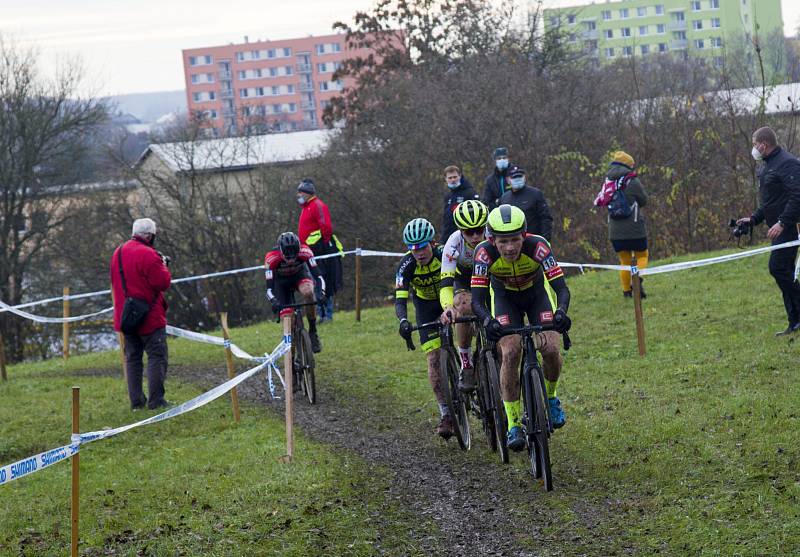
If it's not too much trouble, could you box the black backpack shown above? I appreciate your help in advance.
[606,172,637,220]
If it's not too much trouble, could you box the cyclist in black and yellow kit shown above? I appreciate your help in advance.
[395,218,454,439]
[471,205,572,451]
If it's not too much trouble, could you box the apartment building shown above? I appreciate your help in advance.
[543,0,783,67]
[183,33,371,136]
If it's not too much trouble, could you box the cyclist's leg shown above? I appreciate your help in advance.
[295,269,321,352]
[417,298,451,435]
[493,289,523,428]
[529,285,566,427]
[453,287,477,390]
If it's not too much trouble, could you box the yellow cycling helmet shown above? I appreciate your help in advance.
[453,200,488,230]
[487,204,527,237]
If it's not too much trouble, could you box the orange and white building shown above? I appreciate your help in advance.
[182,33,370,136]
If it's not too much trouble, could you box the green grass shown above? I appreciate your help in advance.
[3,244,800,555]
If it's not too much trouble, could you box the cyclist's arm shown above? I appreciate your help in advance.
[532,237,571,313]
[469,244,492,324]
[439,233,460,309]
[394,255,414,321]
[264,252,280,301]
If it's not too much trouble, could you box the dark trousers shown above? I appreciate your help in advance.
[124,327,168,409]
[769,229,800,326]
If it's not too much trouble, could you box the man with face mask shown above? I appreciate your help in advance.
[296,179,341,322]
[736,126,800,335]
[483,146,513,208]
[110,218,172,410]
[498,166,554,240]
[440,165,479,243]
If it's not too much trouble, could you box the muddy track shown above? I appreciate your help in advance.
[175,363,627,557]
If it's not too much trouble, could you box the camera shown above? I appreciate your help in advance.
[729,218,753,246]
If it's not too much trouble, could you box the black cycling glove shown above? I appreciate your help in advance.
[398,318,413,341]
[485,318,504,342]
[553,308,571,333]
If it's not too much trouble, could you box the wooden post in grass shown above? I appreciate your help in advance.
[0,324,7,381]
[631,264,646,357]
[71,387,80,557]
[282,313,293,461]
[219,312,241,423]
[110,289,127,381]
[355,238,362,322]
[63,287,70,360]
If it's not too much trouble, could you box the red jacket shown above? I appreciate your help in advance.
[297,196,333,245]
[110,237,172,335]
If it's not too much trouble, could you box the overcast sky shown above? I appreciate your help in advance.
[2,0,798,96]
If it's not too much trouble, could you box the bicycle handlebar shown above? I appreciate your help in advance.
[500,324,571,351]
[281,300,322,310]
[402,315,477,351]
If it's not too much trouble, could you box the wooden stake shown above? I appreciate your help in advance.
[63,287,70,360]
[282,314,293,461]
[355,238,362,323]
[71,387,80,557]
[219,312,241,423]
[0,324,7,381]
[632,265,646,357]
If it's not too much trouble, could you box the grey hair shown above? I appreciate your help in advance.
[132,218,157,237]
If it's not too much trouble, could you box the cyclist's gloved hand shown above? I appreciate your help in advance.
[553,308,571,333]
[317,276,327,298]
[267,295,281,315]
[398,318,413,341]
[485,318,504,342]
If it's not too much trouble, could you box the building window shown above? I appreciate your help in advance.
[256,87,264,96]
[586,20,596,30]
[710,0,719,8]
[675,31,687,40]
[674,11,685,21]
[567,14,576,24]
[658,43,668,52]
[605,47,615,58]
[713,56,723,67]
[285,66,294,76]
[239,89,249,98]
[637,6,646,17]
[208,91,215,100]
[691,1,701,11]
[622,46,632,57]
[288,103,296,112]
[550,16,560,27]
[657,23,666,34]
[638,25,648,35]
[692,20,703,30]
[191,74,198,84]
[189,55,212,66]
[192,92,200,102]
[283,47,291,56]
[711,18,721,28]
[694,39,704,49]
[641,44,650,55]
[237,70,246,79]
[604,29,614,39]
[621,27,631,37]
[711,37,722,48]
[619,8,629,19]
[250,50,260,59]
[602,10,611,20]
[235,52,244,62]
[267,49,276,58]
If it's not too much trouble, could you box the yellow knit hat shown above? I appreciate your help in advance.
[612,151,635,168]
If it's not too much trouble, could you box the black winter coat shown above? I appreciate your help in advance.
[441,178,479,242]
[482,166,512,208]
[499,186,554,240]
[752,147,800,227]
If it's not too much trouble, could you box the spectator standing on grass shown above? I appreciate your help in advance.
[736,126,800,336]
[440,165,479,243]
[499,166,553,240]
[297,179,342,323]
[597,151,649,299]
[483,146,514,208]
[110,218,172,410]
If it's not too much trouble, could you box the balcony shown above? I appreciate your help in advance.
[670,39,688,50]
[296,63,312,73]
[300,100,315,110]
[220,89,233,99]
[298,82,314,92]
[221,107,235,117]
[217,70,232,80]
[668,20,687,31]
[582,29,598,40]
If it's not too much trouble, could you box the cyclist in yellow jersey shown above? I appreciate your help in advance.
[395,218,454,439]
[439,200,489,392]
[471,205,572,451]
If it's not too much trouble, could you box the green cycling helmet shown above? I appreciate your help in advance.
[487,204,527,237]
[403,218,435,249]
[453,200,488,230]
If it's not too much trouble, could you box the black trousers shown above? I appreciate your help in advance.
[124,327,168,409]
[769,229,800,326]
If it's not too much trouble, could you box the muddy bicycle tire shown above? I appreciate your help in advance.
[484,351,508,464]
[298,328,317,404]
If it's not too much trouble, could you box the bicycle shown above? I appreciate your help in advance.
[404,319,471,450]
[281,300,319,404]
[498,323,571,491]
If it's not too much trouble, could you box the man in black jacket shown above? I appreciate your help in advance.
[737,126,800,335]
[483,146,512,208]
[499,166,554,240]
[440,165,479,242]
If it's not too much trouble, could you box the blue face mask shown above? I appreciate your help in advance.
[510,177,525,190]
[447,181,460,190]
[496,159,509,171]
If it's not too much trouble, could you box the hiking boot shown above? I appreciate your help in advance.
[436,414,455,439]
[623,290,633,298]
[775,324,799,337]
[507,425,525,452]
[548,397,566,429]
[148,399,174,411]
[309,330,322,353]
[458,364,476,392]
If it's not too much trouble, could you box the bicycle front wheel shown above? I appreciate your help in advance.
[524,363,552,490]
[440,346,471,450]
[299,328,317,404]
[484,350,508,464]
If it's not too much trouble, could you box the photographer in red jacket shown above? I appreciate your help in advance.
[110,218,172,410]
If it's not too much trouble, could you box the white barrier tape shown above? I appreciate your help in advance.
[0,442,80,486]
[638,239,800,276]
[79,340,290,446]
[359,249,407,257]
[0,300,113,323]
[561,262,628,271]
[165,325,255,361]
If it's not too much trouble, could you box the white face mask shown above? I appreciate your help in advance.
[751,146,763,161]
[297,196,306,205]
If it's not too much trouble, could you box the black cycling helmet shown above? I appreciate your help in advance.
[278,231,301,258]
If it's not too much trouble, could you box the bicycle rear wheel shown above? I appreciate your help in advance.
[299,328,317,404]
[440,345,471,450]
[524,363,552,490]
[484,350,508,464]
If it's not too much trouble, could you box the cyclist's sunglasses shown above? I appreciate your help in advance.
[462,227,485,236]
